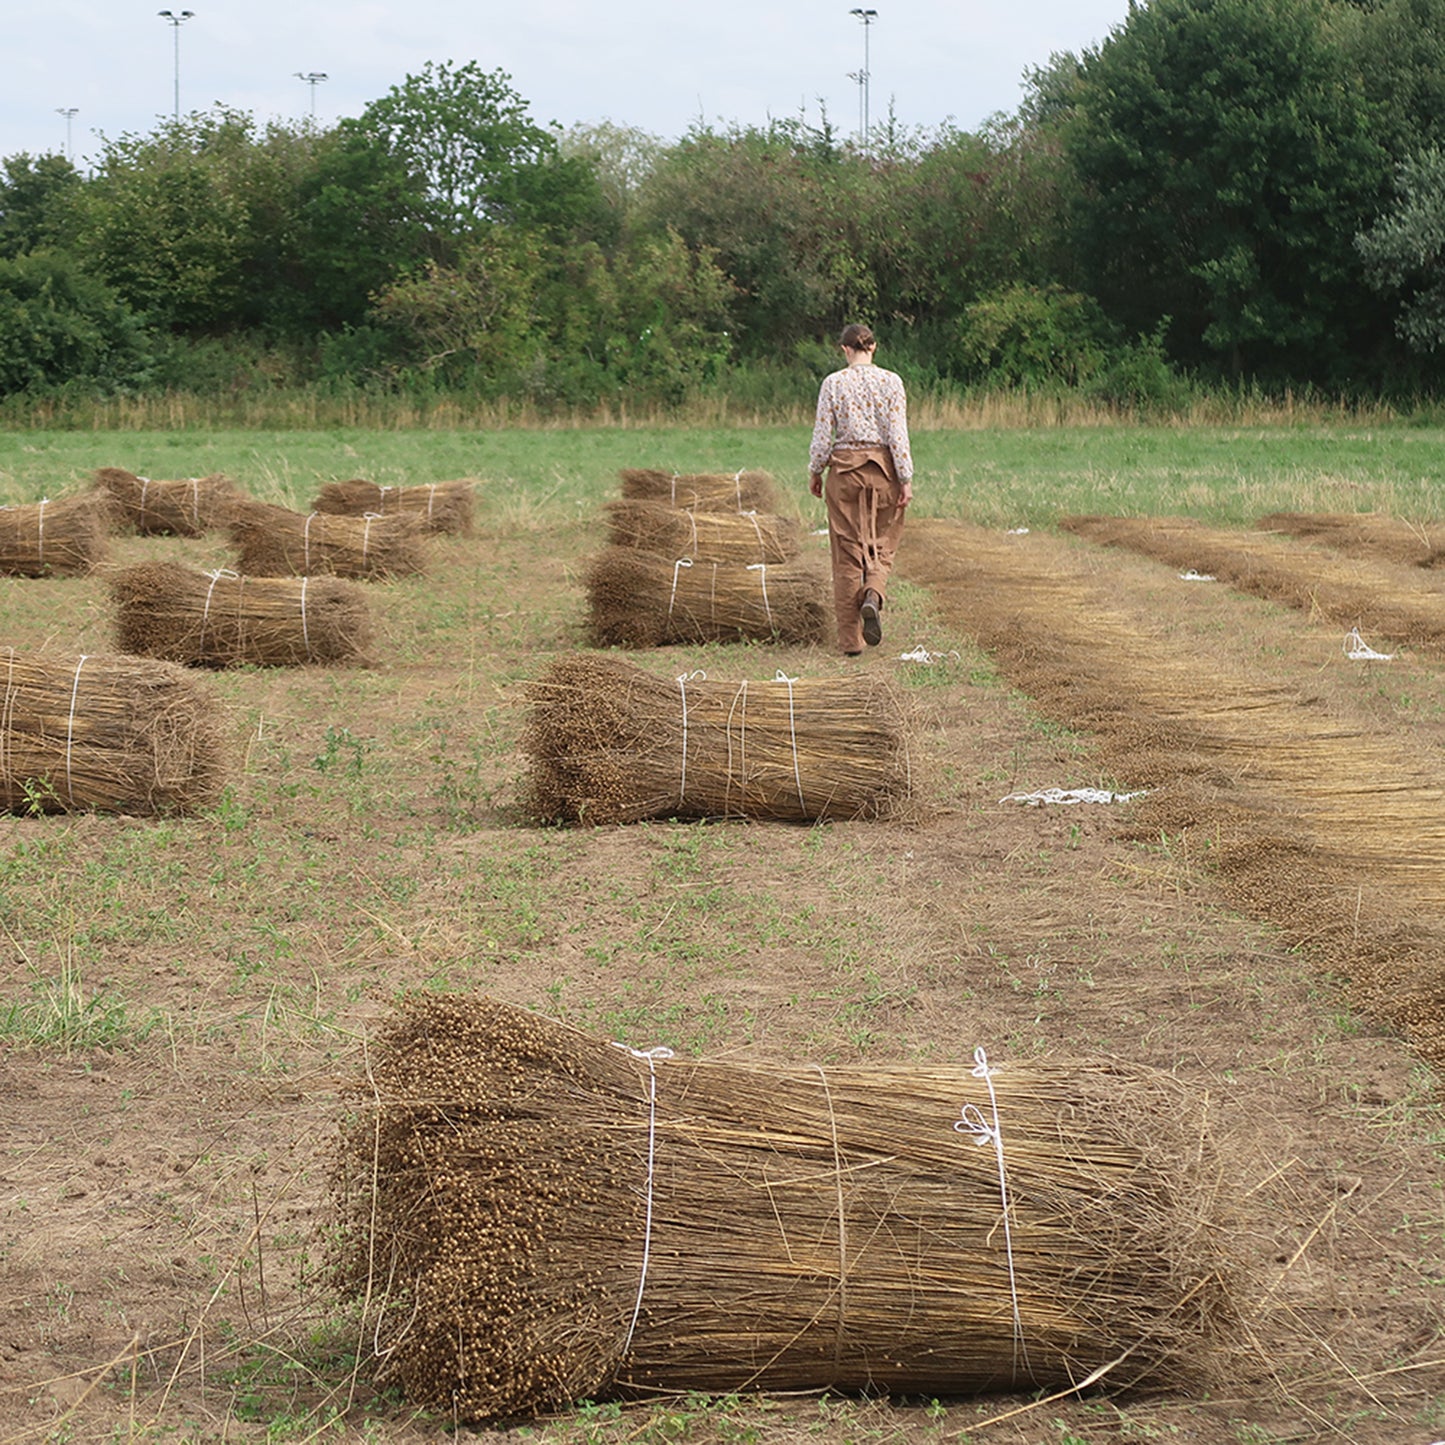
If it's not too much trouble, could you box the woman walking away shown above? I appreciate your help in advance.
[808,322,913,655]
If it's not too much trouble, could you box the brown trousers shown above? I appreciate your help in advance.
[824,447,906,652]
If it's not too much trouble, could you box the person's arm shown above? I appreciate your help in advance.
[885,373,914,504]
[808,376,837,495]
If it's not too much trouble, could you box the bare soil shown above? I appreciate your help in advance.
[1,510,1443,1444]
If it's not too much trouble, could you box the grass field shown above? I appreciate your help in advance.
[2,422,1444,1444]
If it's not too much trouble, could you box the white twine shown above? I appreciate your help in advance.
[725,679,749,815]
[609,1040,675,1357]
[299,576,313,661]
[742,508,766,557]
[954,1047,1031,1381]
[670,471,679,507]
[733,469,744,512]
[668,557,693,618]
[36,498,48,565]
[687,509,699,556]
[747,562,773,628]
[1005,527,1030,535]
[899,645,961,665]
[65,654,88,805]
[1344,627,1394,661]
[1,648,16,785]
[200,568,239,650]
[775,670,807,813]
[1000,786,1148,806]
[303,511,317,573]
[676,669,706,804]
[138,478,150,526]
[426,483,438,522]
[189,477,201,529]
[361,510,382,564]
[1178,569,1216,582]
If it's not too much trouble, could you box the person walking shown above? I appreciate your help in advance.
[808,322,913,655]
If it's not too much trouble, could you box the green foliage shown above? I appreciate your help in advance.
[357,60,597,239]
[1357,147,1445,352]
[0,152,83,258]
[0,251,152,394]
[1062,0,1389,383]
[1337,0,1445,161]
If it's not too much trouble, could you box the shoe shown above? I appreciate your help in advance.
[860,591,883,648]
[844,650,863,657]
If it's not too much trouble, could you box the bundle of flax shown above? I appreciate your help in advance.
[92,466,240,537]
[522,652,910,823]
[605,498,801,563]
[108,562,374,668]
[619,468,780,513]
[228,500,425,579]
[310,478,475,536]
[0,492,109,577]
[587,547,828,648]
[0,648,228,814]
[330,994,1243,1424]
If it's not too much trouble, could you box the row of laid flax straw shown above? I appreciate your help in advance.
[327,993,1248,1423]
[0,470,477,578]
[589,468,831,648]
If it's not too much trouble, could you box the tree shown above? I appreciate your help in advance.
[0,252,151,394]
[0,153,83,259]
[1357,148,1445,353]
[1061,0,1388,382]
[356,61,600,239]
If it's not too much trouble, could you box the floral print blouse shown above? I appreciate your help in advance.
[808,362,913,481]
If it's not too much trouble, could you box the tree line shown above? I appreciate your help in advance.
[3,0,1444,413]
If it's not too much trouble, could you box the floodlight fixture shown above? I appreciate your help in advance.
[158,10,196,121]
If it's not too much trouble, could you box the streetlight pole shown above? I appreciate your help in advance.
[849,8,877,148]
[157,10,195,122]
[55,107,78,161]
[294,71,329,117]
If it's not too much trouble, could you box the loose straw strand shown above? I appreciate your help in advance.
[748,563,773,629]
[676,670,705,805]
[813,1064,850,1380]
[775,670,807,814]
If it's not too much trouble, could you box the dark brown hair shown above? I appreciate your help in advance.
[839,323,876,351]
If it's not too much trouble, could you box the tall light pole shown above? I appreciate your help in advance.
[55,107,78,161]
[294,71,329,117]
[849,8,877,148]
[157,10,195,121]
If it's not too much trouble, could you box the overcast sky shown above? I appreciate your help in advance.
[6,2,1132,170]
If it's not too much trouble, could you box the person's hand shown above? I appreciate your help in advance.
[809,473,823,498]
[899,479,914,508]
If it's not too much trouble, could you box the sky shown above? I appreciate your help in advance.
[5,1,1133,170]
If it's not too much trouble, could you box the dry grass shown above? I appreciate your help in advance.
[108,562,375,668]
[0,647,230,815]
[605,498,802,562]
[521,652,913,824]
[330,993,1245,1422]
[0,492,110,577]
[618,468,781,513]
[92,467,241,537]
[228,500,426,579]
[586,547,829,648]
[310,479,476,536]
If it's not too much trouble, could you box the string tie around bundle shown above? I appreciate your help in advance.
[774,670,807,813]
[65,654,89,806]
[670,472,680,507]
[36,498,48,565]
[954,1047,1031,1381]
[361,511,382,563]
[303,511,317,573]
[608,1040,676,1357]
[1344,627,1394,661]
[426,483,438,522]
[189,477,201,529]
[742,509,766,556]
[733,469,744,512]
[299,576,313,661]
[747,563,773,628]
[725,679,749,815]
[138,478,151,526]
[200,568,240,647]
[1178,569,1216,582]
[675,669,706,804]
[668,557,694,618]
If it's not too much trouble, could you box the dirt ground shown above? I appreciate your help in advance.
[1,507,1444,1443]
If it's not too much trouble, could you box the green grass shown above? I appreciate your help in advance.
[5,421,1445,526]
